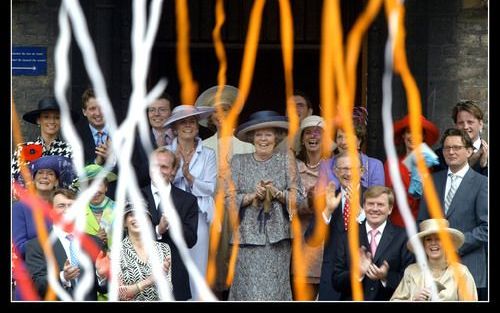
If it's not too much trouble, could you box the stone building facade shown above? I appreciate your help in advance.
[12,0,488,156]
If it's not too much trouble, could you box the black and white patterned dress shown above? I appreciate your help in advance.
[11,136,75,188]
[119,237,173,301]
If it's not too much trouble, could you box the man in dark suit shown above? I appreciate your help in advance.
[418,128,488,300]
[74,88,117,197]
[433,100,488,176]
[141,147,198,300]
[24,188,108,301]
[305,151,366,300]
[331,186,414,301]
[132,92,175,188]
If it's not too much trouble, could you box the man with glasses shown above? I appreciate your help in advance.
[418,128,488,300]
[132,92,175,187]
[433,100,488,176]
[305,151,366,300]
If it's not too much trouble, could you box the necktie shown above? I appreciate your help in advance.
[97,131,105,146]
[343,197,350,231]
[369,229,379,256]
[67,234,80,267]
[155,191,163,214]
[444,174,458,214]
[165,128,174,145]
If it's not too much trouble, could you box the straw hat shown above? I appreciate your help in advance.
[194,85,238,127]
[300,115,325,135]
[407,218,465,253]
[23,97,79,124]
[236,110,288,143]
[163,104,215,128]
[393,115,440,146]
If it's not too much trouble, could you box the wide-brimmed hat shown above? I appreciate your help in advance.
[23,97,79,124]
[300,115,325,135]
[236,110,288,143]
[30,155,69,178]
[163,104,215,128]
[77,164,118,184]
[393,115,440,146]
[407,218,464,253]
[195,85,238,127]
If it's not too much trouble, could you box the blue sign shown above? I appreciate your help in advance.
[12,46,47,76]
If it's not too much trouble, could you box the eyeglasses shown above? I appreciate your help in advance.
[147,107,169,114]
[335,166,362,173]
[443,145,466,152]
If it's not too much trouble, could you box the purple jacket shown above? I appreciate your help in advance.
[319,153,385,190]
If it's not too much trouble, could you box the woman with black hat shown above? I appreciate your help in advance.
[12,96,79,189]
[118,201,172,301]
[226,110,305,301]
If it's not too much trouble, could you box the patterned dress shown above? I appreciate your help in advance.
[119,237,173,301]
[295,160,324,285]
[227,151,305,301]
[11,136,75,188]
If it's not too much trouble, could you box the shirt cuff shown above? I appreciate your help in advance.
[155,225,163,240]
[60,271,71,288]
[96,270,107,286]
[381,279,387,287]
[322,210,332,224]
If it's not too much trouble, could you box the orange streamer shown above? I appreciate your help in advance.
[175,0,198,104]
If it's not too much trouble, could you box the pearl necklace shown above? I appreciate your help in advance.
[306,160,321,169]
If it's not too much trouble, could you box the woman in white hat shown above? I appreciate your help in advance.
[227,110,305,301]
[12,97,79,190]
[390,219,477,301]
[163,104,217,300]
[195,85,254,299]
[293,115,326,300]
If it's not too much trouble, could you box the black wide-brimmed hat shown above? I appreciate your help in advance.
[236,110,288,143]
[23,97,80,124]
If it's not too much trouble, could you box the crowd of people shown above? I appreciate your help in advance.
[11,86,488,302]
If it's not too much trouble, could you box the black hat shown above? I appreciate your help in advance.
[23,97,80,124]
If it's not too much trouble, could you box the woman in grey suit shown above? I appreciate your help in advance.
[226,111,304,301]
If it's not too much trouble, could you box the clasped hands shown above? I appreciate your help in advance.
[359,246,389,282]
[255,180,281,201]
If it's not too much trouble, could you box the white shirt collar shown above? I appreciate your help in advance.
[151,182,171,195]
[472,137,481,152]
[447,162,470,178]
[365,220,387,236]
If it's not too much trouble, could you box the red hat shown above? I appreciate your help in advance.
[393,115,439,146]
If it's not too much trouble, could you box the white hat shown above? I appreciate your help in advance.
[194,85,239,127]
[407,219,465,253]
[163,104,215,128]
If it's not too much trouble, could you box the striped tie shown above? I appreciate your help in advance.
[444,174,457,214]
[67,234,80,268]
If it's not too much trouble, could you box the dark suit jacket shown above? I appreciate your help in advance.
[141,184,199,300]
[417,167,488,287]
[24,234,106,301]
[331,220,414,301]
[304,187,365,301]
[433,146,488,176]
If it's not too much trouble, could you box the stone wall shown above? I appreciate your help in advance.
[12,0,61,144]
[426,0,488,141]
